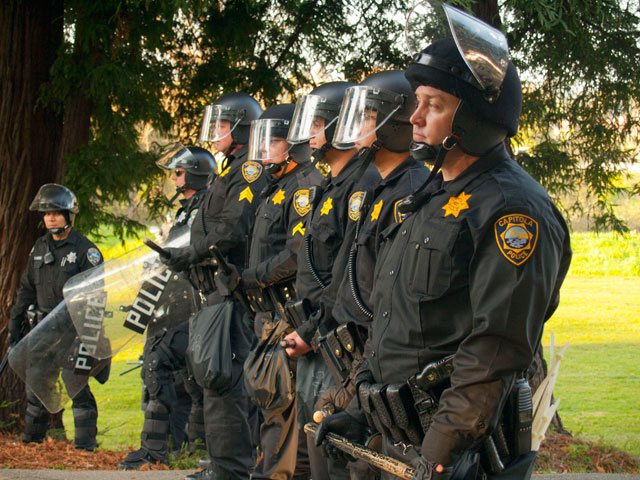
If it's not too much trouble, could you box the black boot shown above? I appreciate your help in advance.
[118,448,167,470]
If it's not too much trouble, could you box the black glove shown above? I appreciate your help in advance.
[214,263,243,296]
[411,454,452,480]
[161,246,199,272]
[8,319,25,346]
[315,410,368,462]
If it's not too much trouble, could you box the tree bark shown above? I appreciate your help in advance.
[0,0,65,432]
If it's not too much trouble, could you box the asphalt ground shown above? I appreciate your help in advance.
[0,472,639,480]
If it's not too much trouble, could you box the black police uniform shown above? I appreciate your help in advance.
[362,145,571,478]
[189,145,268,479]
[244,162,322,480]
[121,189,208,468]
[294,154,380,480]
[9,228,104,449]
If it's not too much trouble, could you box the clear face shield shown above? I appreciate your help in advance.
[287,95,340,144]
[156,144,193,171]
[331,86,404,150]
[199,104,244,143]
[405,1,509,101]
[248,119,293,163]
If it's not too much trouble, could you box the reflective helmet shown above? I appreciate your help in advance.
[30,183,79,233]
[332,70,415,153]
[157,145,216,191]
[288,81,356,148]
[404,4,522,158]
[199,93,263,145]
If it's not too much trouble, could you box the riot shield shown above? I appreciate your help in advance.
[63,227,200,360]
[7,301,109,413]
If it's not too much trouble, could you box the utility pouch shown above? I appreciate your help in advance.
[189,263,217,295]
[358,382,390,440]
[283,298,313,330]
[386,382,423,446]
[502,377,533,459]
[312,324,348,383]
[368,384,407,445]
[312,322,366,384]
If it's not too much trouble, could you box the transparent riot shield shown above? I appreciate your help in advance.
[8,301,110,413]
[63,227,200,360]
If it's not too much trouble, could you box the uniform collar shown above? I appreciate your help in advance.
[378,156,417,187]
[47,227,79,248]
[329,152,362,188]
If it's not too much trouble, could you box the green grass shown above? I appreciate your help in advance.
[568,231,640,277]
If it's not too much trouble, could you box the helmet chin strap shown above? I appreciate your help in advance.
[264,155,294,176]
[48,223,71,235]
[166,186,185,207]
[352,140,381,182]
[310,143,331,165]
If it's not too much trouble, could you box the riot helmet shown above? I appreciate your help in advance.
[157,145,216,191]
[199,92,263,146]
[288,81,356,150]
[29,183,79,234]
[404,2,521,159]
[332,70,415,153]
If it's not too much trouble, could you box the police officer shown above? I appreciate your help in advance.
[9,184,104,450]
[162,93,267,480]
[317,7,572,480]
[283,81,381,480]
[119,146,214,469]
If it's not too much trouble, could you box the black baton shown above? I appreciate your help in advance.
[143,238,171,259]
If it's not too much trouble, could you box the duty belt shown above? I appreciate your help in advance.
[358,355,454,449]
[245,279,297,316]
[312,322,367,384]
[188,263,217,295]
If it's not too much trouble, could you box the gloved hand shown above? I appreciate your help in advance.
[411,454,451,480]
[8,320,25,346]
[214,262,243,296]
[161,246,199,272]
[315,410,368,462]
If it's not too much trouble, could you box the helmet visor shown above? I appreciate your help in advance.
[332,86,404,150]
[199,104,244,143]
[29,184,78,213]
[156,144,194,171]
[444,4,509,94]
[248,119,293,162]
[287,94,340,144]
[405,0,450,56]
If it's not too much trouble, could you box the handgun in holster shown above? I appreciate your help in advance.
[311,322,366,384]
[26,304,44,329]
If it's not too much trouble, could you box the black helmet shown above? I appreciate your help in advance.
[199,92,263,146]
[157,145,216,191]
[288,81,356,148]
[332,70,415,153]
[30,183,79,233]
[404,5,522,157]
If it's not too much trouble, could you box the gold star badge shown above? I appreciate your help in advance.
[370,200,383,222]
[238,187,253,203]
[272,189,286,205]
[442,192,471,218]
[292,222,306,236]
[320,198,333,216]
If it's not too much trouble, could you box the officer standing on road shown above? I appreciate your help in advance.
[119,146,215,469]
[161,92,267,480]
[9,184,105,451]
[282,81,380,480]
[317,6,572,480]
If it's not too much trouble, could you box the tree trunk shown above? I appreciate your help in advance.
[0,0,65,432]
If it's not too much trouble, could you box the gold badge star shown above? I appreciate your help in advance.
[292,222,306,236]
[320,197,333,216]
[238,187,253,203]
[442,192,471,218]
[272,189,286,205]
[370,199,383,222]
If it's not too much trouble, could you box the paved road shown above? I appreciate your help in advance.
[1,472,639,479]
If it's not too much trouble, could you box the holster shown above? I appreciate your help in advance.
[245,279,297,321]
[188,262,217,295]
[311,321,366,383]
[26,304,45,329]
[283,298,313,330]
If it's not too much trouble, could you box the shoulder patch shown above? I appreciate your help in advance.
[187,209,198,228]
[86,247,102,266]
[494,214,539,266]
[242,161,262,183]
[393,199,408,223]
[293,189,311,217]
[348,191,365,222]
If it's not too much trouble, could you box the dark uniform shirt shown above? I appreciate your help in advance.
[295,155,380,344]
[171,188,206,233]
[9,228,103,337]
[331,157,430,327]
[190,146,268,266]
[367,144,572,464]
[242,164,323,290]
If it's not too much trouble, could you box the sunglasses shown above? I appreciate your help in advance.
[174,170,185,177]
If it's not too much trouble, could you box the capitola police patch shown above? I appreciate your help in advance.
[348,191,365,222]
[293,190,311,216]
[393,199,407,223]
[242,161,262,183]
[494,214,539,266]
[188,209,198,228]
[87,248,102,266]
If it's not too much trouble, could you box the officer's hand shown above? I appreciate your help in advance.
[282,330,312,358]
[411,454,450,480]
[214,263,242,296]
[315,411,367,462]
[161,246,198,272]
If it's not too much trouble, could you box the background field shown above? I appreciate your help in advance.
[61,232,640,457]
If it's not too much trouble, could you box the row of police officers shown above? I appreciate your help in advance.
[9,5,571,480]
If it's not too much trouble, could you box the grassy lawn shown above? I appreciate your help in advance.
[61,232,640,458]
